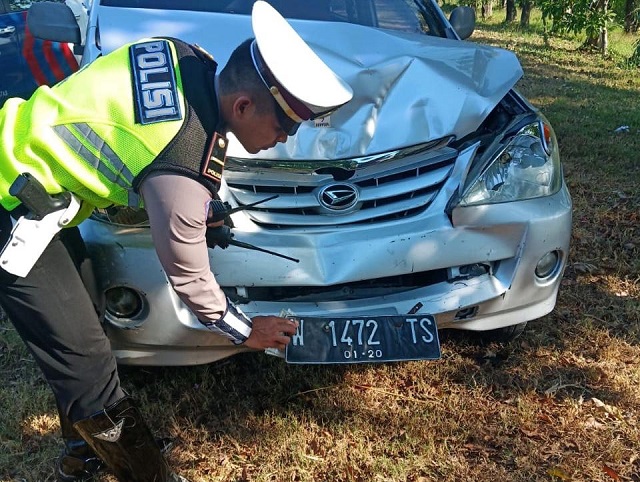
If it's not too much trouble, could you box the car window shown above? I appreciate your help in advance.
[7,0,60,12]
[100,0,447,37]
[0,0,78,106]
[330,0,423,33]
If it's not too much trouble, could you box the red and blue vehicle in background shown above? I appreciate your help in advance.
[0,0,78,106]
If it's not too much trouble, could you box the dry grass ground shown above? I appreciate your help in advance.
[1,9,639,482]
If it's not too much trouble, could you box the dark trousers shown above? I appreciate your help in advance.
[0,207,124,425]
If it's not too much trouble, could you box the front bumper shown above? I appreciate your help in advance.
[80,183,571,366]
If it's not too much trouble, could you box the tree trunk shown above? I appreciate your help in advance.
[630,38,640,66]
[482,1,494,19]
[506,0,517,22]
[519,0,532,27]
[584,0,610,55]
[600,22,608,54]
[624,0,639,33]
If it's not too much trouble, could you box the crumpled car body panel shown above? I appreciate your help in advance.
[84,183,571,365]
[68,0,572,366]
[96,7,522,158]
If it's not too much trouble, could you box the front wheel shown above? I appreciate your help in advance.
[476,322,527,344]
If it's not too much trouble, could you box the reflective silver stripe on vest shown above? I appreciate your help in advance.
[53,124,140,206]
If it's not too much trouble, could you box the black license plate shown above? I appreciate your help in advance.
[285,315,440,364]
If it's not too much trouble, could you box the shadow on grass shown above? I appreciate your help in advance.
[117,293,639,424]
[2,281,638,480]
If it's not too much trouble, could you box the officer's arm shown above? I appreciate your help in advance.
[139,174,236,333]
[140,173,297,349]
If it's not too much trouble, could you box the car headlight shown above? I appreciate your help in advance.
[459,119,562,206]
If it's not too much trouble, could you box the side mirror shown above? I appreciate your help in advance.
[27,1,82,44]
[449,6,475,40]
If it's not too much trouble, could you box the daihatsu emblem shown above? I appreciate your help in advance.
[318,183,359,211]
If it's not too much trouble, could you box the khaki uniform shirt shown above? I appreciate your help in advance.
[141,173,227,320]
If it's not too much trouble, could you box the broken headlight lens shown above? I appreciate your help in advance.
[459,119,562,206]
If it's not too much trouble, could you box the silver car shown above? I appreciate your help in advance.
[28,0,572,366]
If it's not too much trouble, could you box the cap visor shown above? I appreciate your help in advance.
[274,103,300,136]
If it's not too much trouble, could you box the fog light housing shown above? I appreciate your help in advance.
[535,251,560,279]
[105,287,144,320]
[454,306,478,320]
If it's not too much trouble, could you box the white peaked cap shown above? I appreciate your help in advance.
[251,0,353,133]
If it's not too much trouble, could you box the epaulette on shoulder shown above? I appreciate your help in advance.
[191,43,217,69]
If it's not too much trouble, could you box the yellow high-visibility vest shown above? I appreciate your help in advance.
[0,37,219,224]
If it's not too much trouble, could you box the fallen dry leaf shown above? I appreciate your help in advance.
[538,413,554,424]
[547,466,571,480]
[520,427,543,439]
[590,398,624,420]
[572,262,598,273]
[602,464,621,481]
[584,416,606,429]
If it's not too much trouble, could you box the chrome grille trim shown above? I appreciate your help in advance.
[224,143,458,227]
[225,136,454,173]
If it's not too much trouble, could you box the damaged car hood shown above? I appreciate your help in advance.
[97,7,523,158]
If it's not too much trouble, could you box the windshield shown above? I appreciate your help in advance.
[100,0,447,36]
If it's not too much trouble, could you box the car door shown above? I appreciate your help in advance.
[0,0,78,107]
[0,0,27,105]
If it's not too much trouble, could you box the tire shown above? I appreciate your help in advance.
[476,321,527,344]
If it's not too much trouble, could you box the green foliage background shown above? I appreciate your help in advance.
[449,0,639,60]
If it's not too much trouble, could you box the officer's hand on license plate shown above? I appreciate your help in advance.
[244,316,299,351]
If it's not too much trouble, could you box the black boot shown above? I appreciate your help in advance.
[57,408,175,481]
[57,406,105,481]
[73,396,188,482]
[57,439,105,482]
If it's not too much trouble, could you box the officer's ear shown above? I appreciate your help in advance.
[232,95,254,119]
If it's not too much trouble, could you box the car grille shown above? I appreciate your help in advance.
[224,139,457,228]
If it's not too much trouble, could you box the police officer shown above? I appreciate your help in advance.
[0,2,352,481]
